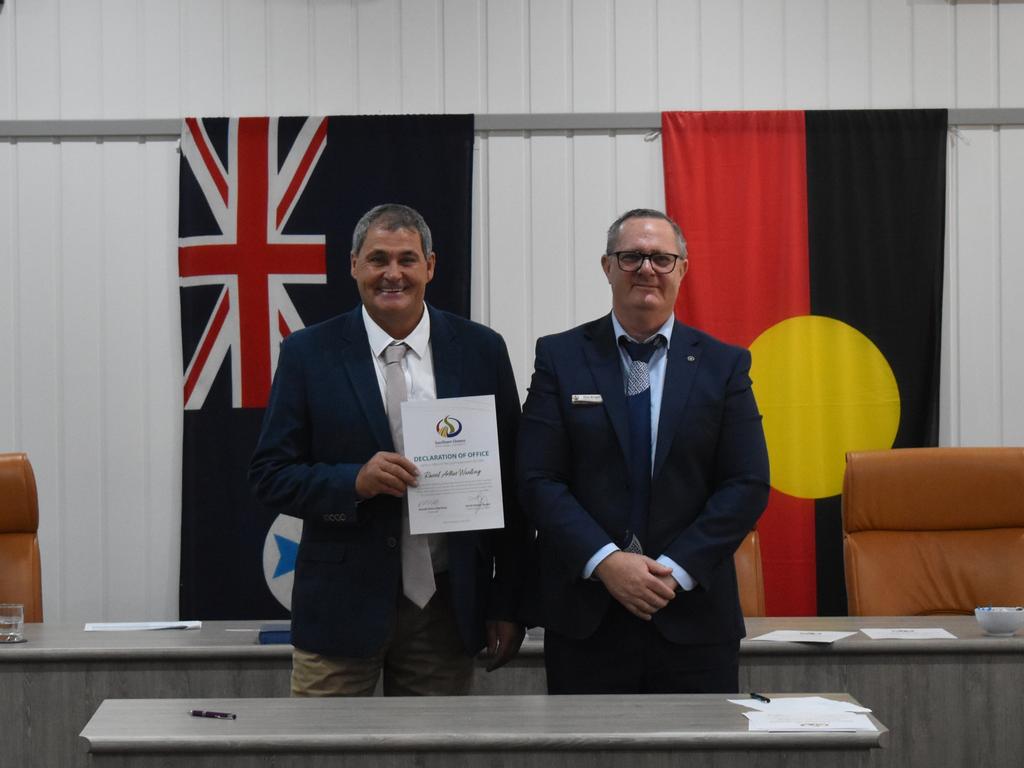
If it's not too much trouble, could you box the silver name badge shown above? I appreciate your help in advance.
[571,394,603,405]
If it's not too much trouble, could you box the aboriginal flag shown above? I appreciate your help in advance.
[178,115,474,619]
[662,110,946,615]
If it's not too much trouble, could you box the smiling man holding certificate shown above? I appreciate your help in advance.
[250,204,528,697]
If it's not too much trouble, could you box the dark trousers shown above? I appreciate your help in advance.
[544,600,740,694]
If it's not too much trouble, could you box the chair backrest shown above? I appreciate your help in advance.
[0,452,43,622]
[734,529,766,617]
[842,447,1024,616]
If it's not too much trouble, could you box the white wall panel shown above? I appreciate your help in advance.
[572,0,613,111]
[529,136,574,342]
[225,0,269,116]
[400,0,443,113]
[530,0,571,112]
[310,0,357,114]
[827,0,870,107]
[442,0,484,113]
[2,0,1024,620]
[998,3,1024,108]
[911,0,954,108]
[268,1,313,116]
[742,0,785,109]
[0,146,16,445]
[869,0,912,108]
[655,0,700,109]
[16,144,63,618]
[998,129,1024,444]
[59,0,103,118]
[954,129,1001,445]
[485,0,528,112]
[783,0,827,107]
[614,0,658,112]
[58,143,105,621]
[181,0,227,115]
[139,0,181,117]
[955,0,997,108]
[14,0,61,118]
[700,0,742,109]
[101,0,142,118]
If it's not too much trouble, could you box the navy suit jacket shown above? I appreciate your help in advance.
[249,305,526,658]
[518,314,769,644]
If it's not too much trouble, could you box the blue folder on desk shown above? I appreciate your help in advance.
[257,623,292,645]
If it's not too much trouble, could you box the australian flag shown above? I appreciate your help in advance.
[178,115,474,619]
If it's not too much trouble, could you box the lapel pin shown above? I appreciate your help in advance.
[687,355,696,362]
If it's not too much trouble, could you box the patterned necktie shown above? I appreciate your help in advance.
[383,342,435,608]
[619,336,663,555]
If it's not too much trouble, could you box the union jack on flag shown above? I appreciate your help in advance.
[179,116,328,409]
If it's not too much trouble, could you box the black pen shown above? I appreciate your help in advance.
[190,709,237,720]
[749,692,771,704]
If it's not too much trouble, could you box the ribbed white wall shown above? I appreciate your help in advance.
[1,0,1022,621]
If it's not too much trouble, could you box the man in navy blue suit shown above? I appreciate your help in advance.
[250,204,526,696]
[519,208,770,694]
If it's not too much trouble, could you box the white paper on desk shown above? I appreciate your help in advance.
[860,627,956,640]
[729,696,871,714]
[402,395,505,534]
[84,621,202,631]
[744,712,878,732]
[748,630,857,643]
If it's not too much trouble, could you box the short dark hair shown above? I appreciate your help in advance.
[605,208,687,257]
[351,204,433,256]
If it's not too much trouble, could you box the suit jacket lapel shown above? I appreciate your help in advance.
[653,321,701,479]
[333,307,393,451]
[428,305,463,399]
[584,315,630,465]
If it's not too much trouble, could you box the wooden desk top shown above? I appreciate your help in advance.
[79,694,887,754]
[3,615,1020,663]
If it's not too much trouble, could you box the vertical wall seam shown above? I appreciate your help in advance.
[98,144,109,618]
[993,129,1003,443]
[524,135,533,385]
[54,143,66,621]
[140,143,154,614]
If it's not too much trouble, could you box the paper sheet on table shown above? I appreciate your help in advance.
[860,627,956,640]
[748,629,857,643]
[744,712,878,732]
[84,621,202,631]
[729,696,871,714]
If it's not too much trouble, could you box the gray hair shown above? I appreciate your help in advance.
[351,204,433,256]
[605,208,687,258]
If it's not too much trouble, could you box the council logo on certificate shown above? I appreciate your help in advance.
[401,395,505,534]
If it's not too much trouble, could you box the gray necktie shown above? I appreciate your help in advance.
[383,342,435,608]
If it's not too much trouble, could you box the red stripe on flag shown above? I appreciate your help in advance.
[662,110,816,614]
[276,117,327,228]
[185,117,229,205]
[184,289,231,405]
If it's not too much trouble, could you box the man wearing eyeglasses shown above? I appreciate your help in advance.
[518,208,769,694]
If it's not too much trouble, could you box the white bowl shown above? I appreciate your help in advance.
[975,606,1024,636]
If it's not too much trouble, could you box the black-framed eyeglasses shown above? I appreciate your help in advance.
[607,251,682,274]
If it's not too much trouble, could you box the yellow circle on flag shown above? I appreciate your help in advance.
[749,315,900,499]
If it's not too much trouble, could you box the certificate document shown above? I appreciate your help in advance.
[401,395,505,534]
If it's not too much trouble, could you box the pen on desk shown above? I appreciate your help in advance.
[190,710,237,720]
[749,692,771,704]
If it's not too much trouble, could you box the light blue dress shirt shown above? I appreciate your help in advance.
[582,312,697,592]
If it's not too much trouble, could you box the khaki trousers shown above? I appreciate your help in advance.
[291,579,474,697]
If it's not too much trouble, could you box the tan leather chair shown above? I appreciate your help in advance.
[734,529,766,617]
[0,452,43,622]
[842,447,1024,616]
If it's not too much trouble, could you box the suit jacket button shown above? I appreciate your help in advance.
[386,536,398,548]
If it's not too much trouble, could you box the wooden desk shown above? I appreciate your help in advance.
[78,694,887,768]
[4,617,1020,767]
[0,621,541,768]
[740,616,1024,768]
